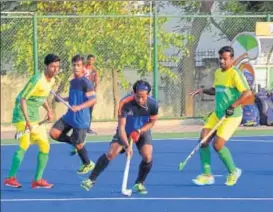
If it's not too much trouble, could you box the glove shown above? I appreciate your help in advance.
[130,129,141,143]
[225,105,234,117]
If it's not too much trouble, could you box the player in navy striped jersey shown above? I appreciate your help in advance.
[81,80,158,194]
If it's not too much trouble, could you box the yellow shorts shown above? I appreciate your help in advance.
[14,121,50,153]
[203,112,242,141]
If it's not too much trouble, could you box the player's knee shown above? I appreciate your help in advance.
[106,151,118,161]
[106,152,117,161]
[49,128,61,140]
[213,140,225,152]
[38,141,50,154]
[75,143,84,150]
[19,141,30,151]
[200,129,216,147]
[142,154,152,163]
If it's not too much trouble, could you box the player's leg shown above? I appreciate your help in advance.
[49,118,72,144]
[214,116,242,186]
[192,112,217,186]
[72,128,95,174]
[87,106,96,134]
[133,131,153,194]
[71,107,95,156]
[81,133,123,191]
[4,122,31,188]
[31,125,53,189]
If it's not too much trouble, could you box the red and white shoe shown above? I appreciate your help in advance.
[31,179,53,189]
[4,177,22,188]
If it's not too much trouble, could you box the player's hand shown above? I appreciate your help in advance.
[46,110,54,121]
[25,121,32,131]
[130,130,141,143]
[71,105,82,112]
[54,96,60,102]
[225,105,234,117]
[125,145,133,157]
[189,88,203,98]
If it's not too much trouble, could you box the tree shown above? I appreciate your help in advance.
[171,0,214,116]
[211,0,273,41]
[1,1,188,119]
[170,0,272,116]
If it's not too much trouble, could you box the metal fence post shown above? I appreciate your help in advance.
[266,14,271,22]
[32,14,38,74]
[153,2,158,101]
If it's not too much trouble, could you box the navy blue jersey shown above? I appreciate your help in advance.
[118,94,159,134]
[62,77,95,128]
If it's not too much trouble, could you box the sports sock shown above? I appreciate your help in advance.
[34,152,49,181]
[200,146,212,175]
[77,147,90,165]
[8,147,25,177]
[89,154,110,181]
[135,160,152,184]
[218,146,236,173]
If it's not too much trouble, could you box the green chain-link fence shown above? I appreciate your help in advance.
[1,13,272,123]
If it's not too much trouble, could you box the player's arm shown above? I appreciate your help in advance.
[81,90,96,109]
[202,87,215,96]
[191,71,218,97]
[226,71,252,116]
[72,81,96,111]
[42,99,51,112]
[42,100,54,121]
[190,87,215,97]
[19,76,40,125]
[231,90,252,108]
[94,71,99,92]
[139,103,159,133]
[231,72,252,108]
[118,116,130,148]
[20,98,31,123]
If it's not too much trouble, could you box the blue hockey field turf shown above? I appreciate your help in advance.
[1,135,273,212]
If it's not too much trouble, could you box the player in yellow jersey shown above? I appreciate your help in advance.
[4,54,61,189]
[190,46,252,186]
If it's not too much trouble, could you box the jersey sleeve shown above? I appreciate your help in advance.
[20,75,41,99]
[119,105,129,118]
[150,102,159,120]
[83,79,95,92]
[234,70,250,93]
[118,95,134,119]
[83,79,96,101]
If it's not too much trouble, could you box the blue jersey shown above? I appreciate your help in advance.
[62,77,95,128]
[118,94,159,134]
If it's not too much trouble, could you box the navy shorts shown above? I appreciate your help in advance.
[52,118,87,145]
[110,130,152,152]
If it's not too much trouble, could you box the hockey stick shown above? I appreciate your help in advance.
[50,90,72,110]
[178,116,226,171]
[121,138,134,196]
[14,119,48,140]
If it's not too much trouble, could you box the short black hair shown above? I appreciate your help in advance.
[133,80,151,94]
[218,46,234,58]
[87,54,95,60]
[72,54,85,64]
[44,54,60,66]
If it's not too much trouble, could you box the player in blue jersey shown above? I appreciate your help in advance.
[50,54,96,174]
[81,80,159,194]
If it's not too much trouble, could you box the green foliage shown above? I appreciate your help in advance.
[1,1,187,90]
[215,0,272,40]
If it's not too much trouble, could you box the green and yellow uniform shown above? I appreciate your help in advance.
[204,66,250,140]
[194,66,249,187]
[8,72,55,180]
